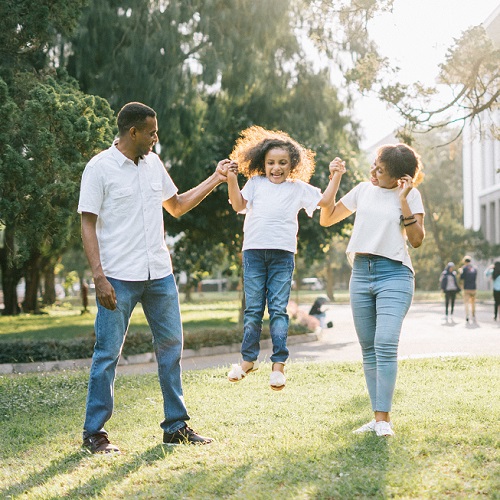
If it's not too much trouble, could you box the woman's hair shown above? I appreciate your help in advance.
[117,102,156,136]
[377,143,424,185]
[230,126,315,182]
[493,261,500,280]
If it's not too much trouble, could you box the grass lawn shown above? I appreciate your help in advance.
[1,289,488,342]
[0,356,498,499]
[0,299,242,342]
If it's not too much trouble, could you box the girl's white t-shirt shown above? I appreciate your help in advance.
[239,176,322,253]
[340,182,425,272]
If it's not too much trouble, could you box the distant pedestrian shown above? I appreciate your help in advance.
[224,125,345,391]
[309,296,328,328]
[320,143,425,437]
[485,261,500,320]
[459,256,478,323]
[439,262,460,319]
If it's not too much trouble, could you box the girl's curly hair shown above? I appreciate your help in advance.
[377,143,425,186]
[229,126,315,182]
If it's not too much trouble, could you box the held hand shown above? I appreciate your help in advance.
[227,160,239,179]
[215,159,231,183]
[94,275,117,311]
[398,175,414,198]
[329,157,346,178]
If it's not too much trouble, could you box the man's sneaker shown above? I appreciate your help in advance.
[353,420,394,434]
[374,421,395,437]
[83,433,120,454]
[163,425,213,445]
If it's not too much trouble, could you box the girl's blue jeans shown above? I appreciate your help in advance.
[242,249,294,364]
[83,274,189,438]
[350,254,414,413]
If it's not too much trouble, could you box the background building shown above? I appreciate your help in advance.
[462,4,500,243]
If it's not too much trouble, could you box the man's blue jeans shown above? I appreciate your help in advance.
[350,255,414,413]
[83,274,189,438]
[242,249,294,364]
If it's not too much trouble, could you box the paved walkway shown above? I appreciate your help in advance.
[118,300,500,375]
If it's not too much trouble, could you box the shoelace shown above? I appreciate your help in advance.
[91,434,110,447]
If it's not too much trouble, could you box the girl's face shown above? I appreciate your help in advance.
[264,147,291,184]
[370,159,398,189]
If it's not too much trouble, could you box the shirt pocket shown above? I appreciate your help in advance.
[149,182,163,203]
[109,187,134,213]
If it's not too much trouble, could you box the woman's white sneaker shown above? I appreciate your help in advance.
[353,420,394,435]
[353,420,377,434]
[374,420,395,437]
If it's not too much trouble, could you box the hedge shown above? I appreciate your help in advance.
[0,323,309,364]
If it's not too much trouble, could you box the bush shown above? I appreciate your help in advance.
[0,323,309,364]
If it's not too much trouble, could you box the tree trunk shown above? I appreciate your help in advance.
[419,186,447,267]
[184,283,194,302]
[239,293,245,326]
[0,225,22,316]
[42,265,56,305]
[23,252,42,313]
[325,249,335,301]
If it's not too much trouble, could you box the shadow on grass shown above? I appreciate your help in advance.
[44,445,175,499]
[0,445,176,499]
[0,451,86,498]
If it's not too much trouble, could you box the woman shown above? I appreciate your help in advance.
[320,144,425,437]
[440,262,460,318]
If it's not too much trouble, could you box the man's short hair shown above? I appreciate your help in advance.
[117,102,156,136]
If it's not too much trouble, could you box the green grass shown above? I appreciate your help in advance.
[0,289,492,342]
[0,357,498,499]
[0,300,243,342]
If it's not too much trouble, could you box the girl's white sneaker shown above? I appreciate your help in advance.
[269,370,286,391]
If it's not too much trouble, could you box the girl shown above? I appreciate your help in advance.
[226,126,345,390]
[440,262,460,319]
[320,143,425,436]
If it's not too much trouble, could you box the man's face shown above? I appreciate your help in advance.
[134,116,158,157]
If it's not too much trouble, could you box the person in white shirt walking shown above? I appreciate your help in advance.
[78,102,228,453]
[225,126,345,390]
[320,143,425,437]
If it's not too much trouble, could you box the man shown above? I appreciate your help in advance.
[460,255,478,323]
[78,102,230,453]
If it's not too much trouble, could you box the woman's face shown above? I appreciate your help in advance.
[264,147,291,184]
[370,159,398,189]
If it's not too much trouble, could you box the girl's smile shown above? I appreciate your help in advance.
[265,148,291,184]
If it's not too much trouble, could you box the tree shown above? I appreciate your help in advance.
[65,0,391,289]
[352,25,500,141]
[407,129,500,289]
[0,0,116,314]
[0,73,115,313]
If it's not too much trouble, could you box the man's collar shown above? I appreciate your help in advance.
[111,141,142,166]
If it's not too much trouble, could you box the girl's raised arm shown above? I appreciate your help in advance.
[319,158,352,226]
[227,161,247,213]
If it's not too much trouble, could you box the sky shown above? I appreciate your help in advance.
[357,0,500,148]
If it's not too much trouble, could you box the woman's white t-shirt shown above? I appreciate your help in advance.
[340,182,425,272]
[239,176,322,253]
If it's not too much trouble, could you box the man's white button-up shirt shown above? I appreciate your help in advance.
[78,144,178,281]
